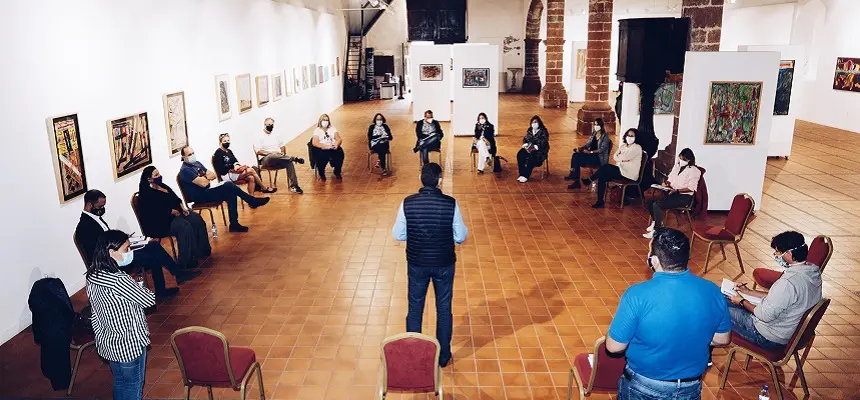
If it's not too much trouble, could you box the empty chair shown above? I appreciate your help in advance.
[377,333,442,399]
[691,193,755,273]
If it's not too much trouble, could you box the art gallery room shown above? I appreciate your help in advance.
[3,0,860,399]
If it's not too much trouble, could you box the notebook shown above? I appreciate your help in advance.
[650,184,671,191]
[721,279,763,306]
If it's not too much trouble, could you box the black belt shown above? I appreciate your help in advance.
[623,368,701,383]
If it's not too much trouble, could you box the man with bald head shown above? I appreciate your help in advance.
[254,117,304,194]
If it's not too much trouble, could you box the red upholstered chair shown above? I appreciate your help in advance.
[720,298,830,400]
[568,336,627,400]
[691,193,755,273]
[377,333,442,399]
[67,322,96,396]
[170,327,265,400]
[753,235,832,290]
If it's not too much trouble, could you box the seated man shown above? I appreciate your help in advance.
[178,146,270,233]
[727,231,823,350]
[254,117,304,194]
[74,189,198,298]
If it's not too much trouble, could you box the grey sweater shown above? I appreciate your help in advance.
[753,263,822,344]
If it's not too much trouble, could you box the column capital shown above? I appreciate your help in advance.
[542,38,566,46]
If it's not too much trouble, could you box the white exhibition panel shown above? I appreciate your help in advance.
[567,41,587,102]
[619,83,673,157]
[739,45,805,158]
[452,44,500,137]
[676,52,780,211]
[410,44,453,121]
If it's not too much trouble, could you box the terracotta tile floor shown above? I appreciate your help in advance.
[2,95,860,399]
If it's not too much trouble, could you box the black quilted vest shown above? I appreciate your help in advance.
[403,187,456,267]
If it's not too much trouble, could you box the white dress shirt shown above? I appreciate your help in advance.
[255,133,285,154]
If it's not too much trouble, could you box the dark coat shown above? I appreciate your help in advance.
[693,166,709,219]
[137,184,184,238]
[367,123,393,149]
[473,122,497,155]
[74,213,104,265]
[522,127,550,162]
[28,278,75,390]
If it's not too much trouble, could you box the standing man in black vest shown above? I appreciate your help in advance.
[392,163,468,367]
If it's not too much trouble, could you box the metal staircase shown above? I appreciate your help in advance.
[344,35,363,101]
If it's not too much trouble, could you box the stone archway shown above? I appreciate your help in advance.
[522,0,544,94]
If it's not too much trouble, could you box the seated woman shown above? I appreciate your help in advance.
[516,115,550,183]
[213,133,275,195]
[311,113,345,181]
[566,118,611,189]
[367,113,393,176]
[138,166,212,269]
[472,112,496,174]
[643,148,701,238]
[587,128,643,208]
[414,110,443,166]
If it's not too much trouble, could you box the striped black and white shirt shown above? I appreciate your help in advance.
[86,271,155,362]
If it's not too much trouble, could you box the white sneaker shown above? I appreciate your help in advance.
[642,231,654,239]
[517,176,528,183]
[646,221,656,232]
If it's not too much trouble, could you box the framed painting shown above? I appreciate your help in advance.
[653,83,677,115]
[46,113,87,203]
[463,68,490,88]
[107,112,152,180]
[310,64,318,87]
[162,91,188,157]
[420,64,443,81]
[774,60,795,115]
[318,65,324,84]
[293,68,301,93]
[336,57,340,76]
[576,49,587,79]
[833,57,860,93]
[214,74,231,122]
[272,72,284,101]
[235,73,253,113]
[704,81,762,145]
[301,66,309,90]
[256,75,270,107]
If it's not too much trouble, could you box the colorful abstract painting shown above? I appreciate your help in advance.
[235,74,252,113]
[704,82,762,145]
[162,91,188,157]
[215,74,231,122]
[420,64,443,81]
[774,60,795,115]
[462,68,490,88]
[47,114,87,203]
[576,49,587,79]
[833,57,860,93]
[653,83,677,115]
[107,112,152,179]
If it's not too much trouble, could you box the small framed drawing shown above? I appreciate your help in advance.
[271,72,284,102]
[162,91,189,157]
[107,112,152,180]
[463,68,490,88]
[420,64,443,81]
[235,73,253,113]
[256,75,270,107]
[310,64,318,87]
[318,65,324,85]
[46,113,88,203]
[215,74,231,122]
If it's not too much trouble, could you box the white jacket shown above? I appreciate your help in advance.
[614,143,643,180]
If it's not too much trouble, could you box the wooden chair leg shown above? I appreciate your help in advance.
[685,210,694,233]
[66,344,88,396]
[619,186,628,209]
[219,205,227,226]
[637,186,645,208]
[204,208,215,226]
[793,352,810,397]
[720,243,727,260]
[273,170,279,187]
[720,347,736,389]
[704,241,714,273]
[567,368,574,400]
[733,242,745,273]
[690,233,696,250]
[207,386,214,400]
[743,354,752,370]
[184,385,191,400]
[256,363,265,400]
[765,361,784,400]
[165,237,178,260]
[800,338,814,366]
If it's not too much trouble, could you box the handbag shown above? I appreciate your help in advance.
[644,187,668,203]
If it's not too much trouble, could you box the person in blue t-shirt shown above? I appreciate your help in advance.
[177,146,270,232]
[606,227,731,400]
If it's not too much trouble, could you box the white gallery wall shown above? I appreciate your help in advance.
[410,44,453,121]
[468,0,526,91]
[619,83,674,156]
[452,44,501,136]
[0,0,346,344]
[720,4,795,52]
[365,0,409,79]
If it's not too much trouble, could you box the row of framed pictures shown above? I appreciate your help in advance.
[418,64,491,88]
[216,58,341,122]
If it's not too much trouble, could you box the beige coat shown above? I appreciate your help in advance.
[614,143,643,180]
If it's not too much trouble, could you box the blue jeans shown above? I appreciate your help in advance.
[406,264,454,365]
[108,347,146,400]
[618,366,702,400]
[727,302,785,350]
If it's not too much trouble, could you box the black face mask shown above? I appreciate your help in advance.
[222,142,231,149]
[265,125,274,132]
[92,207,106,217]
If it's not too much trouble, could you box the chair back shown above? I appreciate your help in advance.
[807,235,833,274]
[211,155,224,183]
[73,231,90,267]
[380,333,440,394]
[635,151,648,184]
[779,298,830,362]
[724,193,755,238]
[587,337,626,393]
[170,326,240,388]
[129,193,146,234]
[175,176,191,205]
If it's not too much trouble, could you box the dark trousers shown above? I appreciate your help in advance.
[406,264,455,365]
[371,143,390,170]
[194,181,256,225]
[313,147,345,177]
[648,193,694,227]
[129,242,179,292]
[517,148,544,178]
[169,212,211,268]
[592,164,624,204]
[569,152,601,179]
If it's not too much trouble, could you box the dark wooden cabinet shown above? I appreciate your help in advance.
[617,18,690,83]
[406,0,466,44]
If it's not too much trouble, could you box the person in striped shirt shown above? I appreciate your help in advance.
[86,230,155,400]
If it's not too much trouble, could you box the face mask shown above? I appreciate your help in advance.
[593,125,601,133]
[426,118,433,124]
[531,123,539,131]
[321,120,330,128]
[647,253,656,272]
[774,246,798,268]
[479,119,486,124]
[625,136,635,145]
[116,251,134,267]
[92,207,106,217]
[222,142,230,149]
[152,176,163,185]
[376,120,383,126]
[186,154,197,164]
[265,125,274,133]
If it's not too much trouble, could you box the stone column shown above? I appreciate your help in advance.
[576,0,615,134]
[539,0,568,108]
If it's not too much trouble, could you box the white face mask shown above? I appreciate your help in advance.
[593,125,601,133]
[625,136,635,145]
[115,250,134,267]
[425,118,433,124]
[376,120,383,126]
[321,120,330,128]
[531,123,539,131]
[479,119,486,124]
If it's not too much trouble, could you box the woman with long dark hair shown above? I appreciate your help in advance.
[587,128,643,208]
[643,148,701,238]
[367,113,393,175]
[86,230,155,400]
[566,117,611,189]
[516,115,550,182]
[138,166,211,269]
[473,112,496,174]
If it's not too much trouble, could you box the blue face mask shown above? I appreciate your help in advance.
[774,246,798,268]
[116,251,134,267]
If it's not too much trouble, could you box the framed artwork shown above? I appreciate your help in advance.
[235,73,253,113]
[331,64,335,79]
[576,49,587,79]
[318,65,324,84]
[336,57,340,76]
[46,114,87,203]
[774,60,795,115]
[294,67,302,93]
[420,64,443,81]
[107,112,152,179]
[302,66,309,90]
[704,81,762,145]
[310,64,318,87]
[214,74,231,122]
[256,75,270,107]
[653,83,677,115]
[162,91,188,157]
[272,72,284,101]
[833,57,860,93]
[463,68,490,88]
